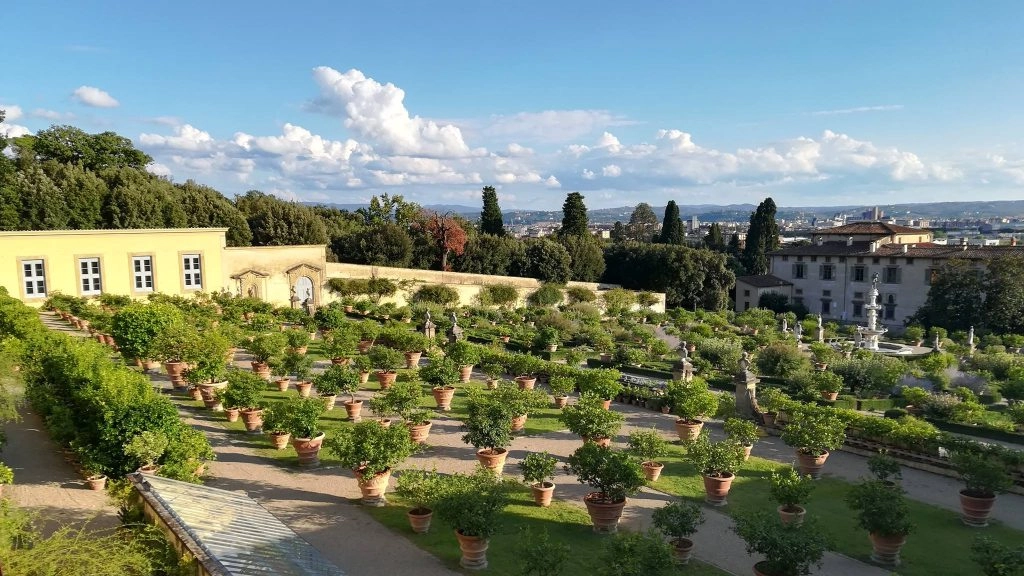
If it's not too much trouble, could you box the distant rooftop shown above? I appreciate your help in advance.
[736,274,792,288]
[818,222,925,235]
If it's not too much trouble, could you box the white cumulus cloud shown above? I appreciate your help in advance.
[72,85,120,108]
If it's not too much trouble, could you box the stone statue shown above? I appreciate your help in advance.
[425,310,432,324]
[968,326,975,349]
[446,312,463,343]
[678,341,689,359]
[817,315,823,328]
[933,332,941,351]
[794,322,803,338]
[781,317,788,333]
[450,312,459,327]
[422,310,436,339]
[734,351,758,419]
[738,351,751,373]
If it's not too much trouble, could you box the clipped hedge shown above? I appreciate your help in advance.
[1,291,213,482]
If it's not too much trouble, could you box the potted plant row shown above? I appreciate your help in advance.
[327,420,416,506]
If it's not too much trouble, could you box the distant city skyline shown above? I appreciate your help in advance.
[3,1,1024,210]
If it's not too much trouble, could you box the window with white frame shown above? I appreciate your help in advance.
[182,254,202,289]
[22,259,46,298]
[132,256,154,291]
[79,258,102,295]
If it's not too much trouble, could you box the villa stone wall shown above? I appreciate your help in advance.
[323,262,667,312]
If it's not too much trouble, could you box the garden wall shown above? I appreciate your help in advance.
[323,262,667,312]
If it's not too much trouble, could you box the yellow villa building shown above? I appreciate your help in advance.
[0,227,665,312]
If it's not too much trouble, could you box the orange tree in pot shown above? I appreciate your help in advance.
[247,332,287,375]
[313,365,361,416]
[651,501,705,565]
[421,355,460,411]
[321,324,360,363]
[724,417,760,460]
[666,377,719,442]
[565,442,646,534]
[490,380,548,431]
[577,368,623,405]
[685,432,745,506]
[845,479,914,567]
[518,451,557,507]
[368,345,404,389]
[432,467,513,570]
[278,397,327,467]
[221,368,267,432]
[779,404,848,478]
[461,389,514,473]
[770,466,814,526]
[445,340,481,383]
[395,468,442,533]
[558,392,624,445]
[732,511,830,576]
[971,536,1024,575]
[951,449,1013,527]
[326,420,415,506]
[110,302,183,364]
[627,428,667,482]
[599,530,677,575]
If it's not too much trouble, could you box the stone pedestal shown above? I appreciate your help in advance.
[423,320,436,340]
[447,324,463,344]
[815,327,825,343]
[734,371,759,419]
[671,359,693,382]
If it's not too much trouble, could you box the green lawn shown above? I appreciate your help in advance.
[652,443,1024,576]
[364,489,729,576]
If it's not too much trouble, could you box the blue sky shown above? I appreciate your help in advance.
[3,1,1024,210]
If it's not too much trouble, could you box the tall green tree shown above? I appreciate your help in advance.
[626,202,659,241]
[235,190,329,246]
[558,192,589,237]
[657,201,683,245]
[560,234,606,282]
[742,197,780,274]
[611,221,627,242]
[15,166,72,230]
[479,185,506,236]
[913,260,984,331]
[983,257,1024,335]
[727,233,741,257]
[31,125,152,171]
[525,239,572,283]
[603,242,734,310]
[453,233,528,277]
[176,180,252,246]
[704,222,725,251]
[45,163,106,229]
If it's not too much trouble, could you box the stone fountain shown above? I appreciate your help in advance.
[857,273,887,351]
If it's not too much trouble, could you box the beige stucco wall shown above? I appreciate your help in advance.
[221,245,328,308]
[324,262,667,312]
[734,280,792,313]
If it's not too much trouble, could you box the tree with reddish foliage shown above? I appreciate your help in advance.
[422,210,467,271]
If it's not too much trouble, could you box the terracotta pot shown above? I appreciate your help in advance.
[869,532,907,566]
[674,419,704,442]
[379,418,392,428]
[601,399,612,410]
[404,351,422,369]
[224,407,240,422]
[959,490,997,527]
[546,344,558,352]
[510,414,527,432]
[354,467,392,507]
[671,537,694,565]
[583,492,626,533]
[432,386,455,411]
[455,530,489,570]
[275,378,290,392]
[241,408,264,433]
[459,364,474,383]
[795,450,829,479]
[761,412,777,427]
[199,381,228,411]
[820,391,839,402]
[251,361,271,379]
[269,431,291,450]
[137,464,160,475]
[291,346,308,356]
[642,461,664,482]
[531,481,555,507]
[407,508,433,534]
[86,474,107,491]
[554,396,568,409]
[322,394,338,411]
[295,381,313,398]
[188,386,203,401]
[143,359,161,372]
[516,376,536,390]
[344,305,354,313]
[702,473,735,506]
[777,504,806,526]
[742,443,753,461]
[330,357,349,366]
[499,336,510,343]
[359,371,370,385]
[343,399,362,420]
[475,448,508,473]
[485,379,499,390]
[357,340,373,353]
[376,371,397,389]
[408,421,432,444]
[164,361,186,383]
[292,433,325,467]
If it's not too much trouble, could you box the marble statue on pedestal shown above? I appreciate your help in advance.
[734,351,759,419]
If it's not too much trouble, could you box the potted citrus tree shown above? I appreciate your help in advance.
[686,432,745,506]
[313,365,361,417]
[666,378,719,441]
[724,417,760,460]
[432,467,512,570]
[322,327,359,365]
[397,332,430,369]
[756,386,792,427]
[770,466,814,525]
[446,340,480,383]
[627,428,667,482]
[326,420,416,506]
[577,368,623,409]
[651,501,705,564]
[559,393,624,446]
[846,479,914,567]
[951,450,1013,527]
[285,328,311,355]
[125,431,168,474]
[490,381,547,432]
[280,396,327,467]
[548,374,575,408]
[421,355,459,411]
[481,361,505,390]
[732,511,829,576]
[813,370,844,402]
[247,332,286,379]
[519,451,557,507]
[395,468,442,533]
[222,368,266,432]
[565,442,646,533]
[369,345,404,389]
[151,322,200,389]
[780,405,847,478]
[462,390,514,473]
[261,403,291,450]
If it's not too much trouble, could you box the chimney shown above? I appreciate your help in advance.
[816,237,824,246]
[846,236,853,247]
[962,243,968,251]
[960,237,968,246]
[869,241,878,253]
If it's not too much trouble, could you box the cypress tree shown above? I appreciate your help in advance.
[704,222,725,251]
[479,185,505,236]
[658,201,683,244]
[727,233,741,257]
[559,192,589,237]
[742,197,780,275]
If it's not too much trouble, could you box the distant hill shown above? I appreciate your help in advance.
[307,199,1024,225]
